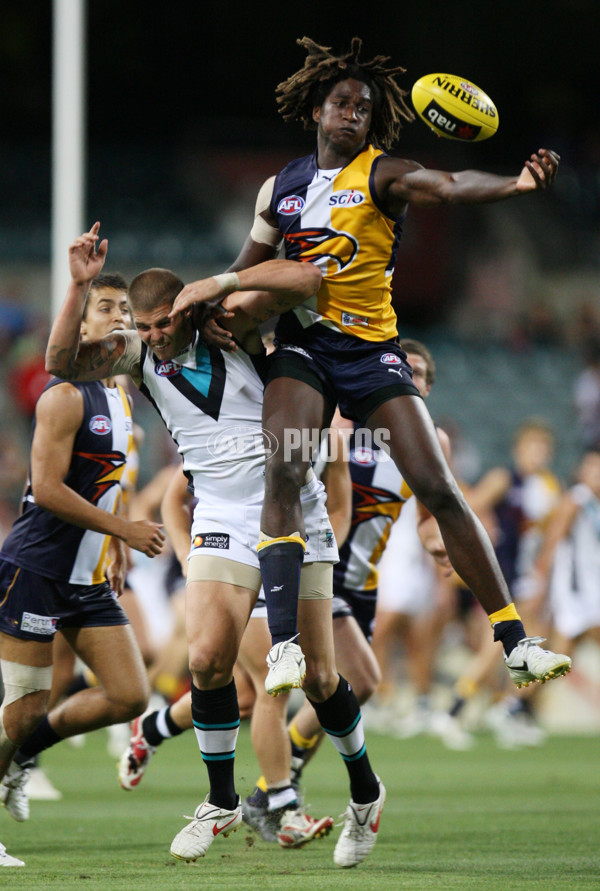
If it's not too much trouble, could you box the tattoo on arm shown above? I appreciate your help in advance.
[47,336,126,380]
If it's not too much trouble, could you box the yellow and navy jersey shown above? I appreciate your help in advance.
[0,379,133,585]
[495,468,562,590]
[270,144,404,342]
[333,426,413,594]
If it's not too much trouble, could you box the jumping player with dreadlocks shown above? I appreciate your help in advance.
[171,36,570,867]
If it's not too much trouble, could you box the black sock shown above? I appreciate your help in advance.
[449,696,466,718]
[14,716,62,766]
[309,676,378,804]
[493,620,526,656]
[191,681,239,811]
[258,540,304,644]
[142,705,185,748]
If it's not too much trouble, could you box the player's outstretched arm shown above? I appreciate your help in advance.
[171,259,321,352]
[32,385,165,557]
[378,149,560,214]
[45,223,133,381]
[169,259,320,320]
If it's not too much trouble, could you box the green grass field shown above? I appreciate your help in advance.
[2,724,599,890]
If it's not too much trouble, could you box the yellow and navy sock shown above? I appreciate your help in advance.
[246,776,268,808]
[449,677,479,717]
[489,603,525,657]
[257,532,305,645]
[288,718,320,781]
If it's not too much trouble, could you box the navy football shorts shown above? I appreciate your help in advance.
[331,586,377,642]
[267,320,420,424]
[0,560,129,643]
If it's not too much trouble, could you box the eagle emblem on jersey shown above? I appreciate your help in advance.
[352,481,403,527]
[74,450,127,501]
[284,227,358,271]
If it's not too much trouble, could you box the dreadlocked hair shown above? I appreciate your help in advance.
[276,36,414,151]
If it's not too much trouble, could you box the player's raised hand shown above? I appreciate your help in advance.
[69,221,108,285]
[169,277,230,318]
[516,149,560,192]
[191,303,237,351]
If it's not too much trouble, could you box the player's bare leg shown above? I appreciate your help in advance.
[259,378,334,692]
[0,634,53,821]
[0,634,53,775]
[170,580,252,862]
[288,612,381,787]
[298,595,384,867]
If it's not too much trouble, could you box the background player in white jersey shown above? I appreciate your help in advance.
[535,449,600,656]
[0,274,165,868]
[46,224,384,869]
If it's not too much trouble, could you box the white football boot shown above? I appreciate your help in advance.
[170,796,242,861]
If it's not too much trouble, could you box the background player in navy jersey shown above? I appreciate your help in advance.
[172,39,571,756]
[0,271,165,867]
[445,420,562,748]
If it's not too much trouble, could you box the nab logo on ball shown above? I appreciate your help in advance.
[278,195,305,215]
[89,415,112,435]
[380,353,402,365]
[154,360,181,377]
[423,100,481,140]
[329,190,365,207]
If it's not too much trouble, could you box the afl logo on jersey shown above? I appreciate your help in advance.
[350,447,376,466]
[380,353,402,365]
[329,189,365,207]
[278,195,305,215]
[89,415,112,435]
[154,360,181,377]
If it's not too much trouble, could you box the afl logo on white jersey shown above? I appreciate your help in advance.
[329,190,365,207]
[278,195,305,215]
[380,353,402,365]
[154,360,182,377]
[89,415,112,435]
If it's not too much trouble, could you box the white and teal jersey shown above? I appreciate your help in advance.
[131,332,268,506]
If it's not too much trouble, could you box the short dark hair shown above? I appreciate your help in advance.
[276,37,414,150]
[83,272,128,320]
[401,338,436,386]
[128,268,184,312]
